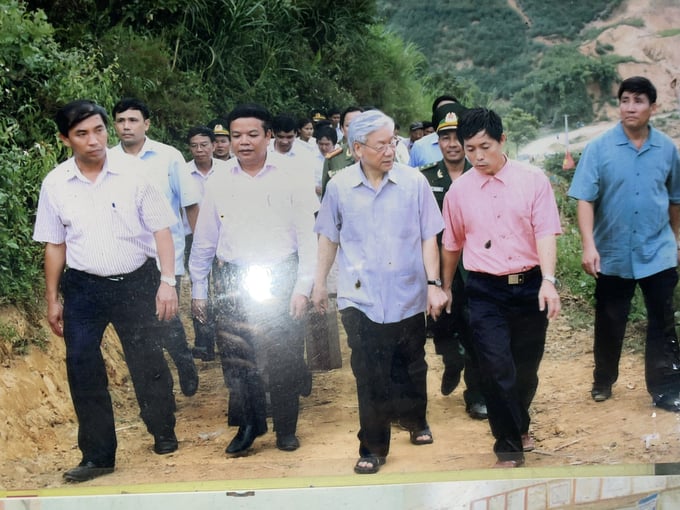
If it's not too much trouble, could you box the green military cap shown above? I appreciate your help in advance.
[433,103,468,133]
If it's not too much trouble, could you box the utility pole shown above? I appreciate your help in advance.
[562,113,575,170]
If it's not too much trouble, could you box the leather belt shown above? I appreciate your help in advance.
[472,266,540,285]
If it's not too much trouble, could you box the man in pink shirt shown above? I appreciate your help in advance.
[441,108,561,468]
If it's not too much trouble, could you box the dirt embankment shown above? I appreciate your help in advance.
[2,304,680,490]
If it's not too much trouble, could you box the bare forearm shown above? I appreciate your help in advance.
[441,248,461,291]
[153,228,176,277]
[421,236,440,281]
[314,235,338,287]
[536,235,557,277]
[185,203,199,233]
[576,200,596,250]
[44,243,66,304]
[670,203,680,243]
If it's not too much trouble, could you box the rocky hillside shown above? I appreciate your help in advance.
[381,0,680,120]
[581,0,680,117]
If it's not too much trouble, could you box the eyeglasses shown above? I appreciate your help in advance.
[358,137,399,154]
[189,142,212,150]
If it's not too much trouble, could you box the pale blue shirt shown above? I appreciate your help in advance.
[314,162,444,324]
[568,122,680,279]
[111,138,201,275]
[408,132,442,167]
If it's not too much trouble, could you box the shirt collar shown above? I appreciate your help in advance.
[614,122,661,149]
[62,150,119,182]
[349,163,399,190]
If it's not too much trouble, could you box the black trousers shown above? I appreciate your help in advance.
[430,266,484,404]
[213,257,308,437]
[341,308,428,458]
[465,270,547,462]
[594,268,680,398]
[61,259,176,467]
[186,234,217,356]
[162,280,195,373]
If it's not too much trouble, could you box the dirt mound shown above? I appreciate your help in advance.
[581,0,680,118]
[2,307,679,490]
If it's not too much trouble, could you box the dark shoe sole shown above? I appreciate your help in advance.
[494,458,524,468]
[466,403,488,420]
[591,385,612,402]
[276,435,300,451]
[64,464,114,483]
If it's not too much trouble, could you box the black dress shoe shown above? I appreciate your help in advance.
[178,359,199,396]
[300,369,312,397]
[226,425,258,454]
[154,432,179,454]
[466,401,488,420]
[591,384,612,402]
[441,367,462,396]
[276,433,300,451]
[63,462,114,483]
[192,347,215,361]
[655,394,680,412]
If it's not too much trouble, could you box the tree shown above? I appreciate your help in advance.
[503,108,540,157]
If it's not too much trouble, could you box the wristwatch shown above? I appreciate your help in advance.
[160,275,177,287]
[427,279,442,287]
[542,275,557,285]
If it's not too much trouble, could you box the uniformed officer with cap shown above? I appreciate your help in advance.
[420,103,488,420]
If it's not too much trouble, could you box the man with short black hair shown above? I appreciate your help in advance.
[419,103,487,419]
[112,97,200,397]
[441,107,561,468]
[409,95,461,166]
[569,76,680,411]
[190,103,318,455]
[34,100,179,482]
[185,125,229,361]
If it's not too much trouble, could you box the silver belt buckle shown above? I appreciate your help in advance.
[106,276,124,282]
[507,273,523,285]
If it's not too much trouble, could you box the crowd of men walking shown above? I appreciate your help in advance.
[32,75,680,481]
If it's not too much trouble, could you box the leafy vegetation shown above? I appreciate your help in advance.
[518,0,625,39]
[378,0,630,125]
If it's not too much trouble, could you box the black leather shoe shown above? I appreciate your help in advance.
[466,401,488,420]
[154,432,178,455]
[226,425,258,454]
[63,462,114,482]
[655,394,680,412]
[276,433,300,451]
[178,359,199,396]
[591,384,612,402]
[300,369,312,397]
[192,347,215,361]
[441,367,462,396]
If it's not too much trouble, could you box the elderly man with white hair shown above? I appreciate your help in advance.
[312,109,447,474]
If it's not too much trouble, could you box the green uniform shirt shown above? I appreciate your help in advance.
[321,142,355,198]
[420,158,473,279]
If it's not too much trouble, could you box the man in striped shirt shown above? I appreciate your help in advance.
[33,100,179,482]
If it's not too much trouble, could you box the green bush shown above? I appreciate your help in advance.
[0,0,120,311]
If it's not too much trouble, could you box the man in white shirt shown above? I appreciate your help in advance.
[111,98,200,397]
[190,103,318,455]
[269,113,318,194]
[33,100,179,482]
[185,125,229,362]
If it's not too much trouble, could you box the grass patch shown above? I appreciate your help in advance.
[658,28,680,37]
